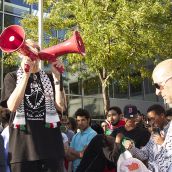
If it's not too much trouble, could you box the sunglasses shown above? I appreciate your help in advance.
[154,75,172,90]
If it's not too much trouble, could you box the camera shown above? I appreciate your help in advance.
[60,125,67,133]
[152,127,161,135]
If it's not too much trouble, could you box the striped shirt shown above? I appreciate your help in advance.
[130,121,172,172]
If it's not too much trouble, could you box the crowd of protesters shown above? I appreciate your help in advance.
[0,40,172,172]
[1,102,172,172]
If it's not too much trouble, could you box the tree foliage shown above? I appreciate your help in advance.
[4,0,172,113]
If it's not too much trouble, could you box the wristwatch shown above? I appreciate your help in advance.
[54,80,60,85]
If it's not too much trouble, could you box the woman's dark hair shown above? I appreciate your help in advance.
[68,117,77,132]
[166,108,172,117]
[147,104,165,116]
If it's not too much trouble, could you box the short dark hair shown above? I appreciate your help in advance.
[166,108,172,117]
[147,104,165,116]
[0,106,10,127]
[91,123,104,134]
[108,106,122,115]
[75,108,90,119]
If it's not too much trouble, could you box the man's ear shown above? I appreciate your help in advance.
[119,114,121,117]
[87,118,91,126]
[120,113,124,119]
[160,113,166,119]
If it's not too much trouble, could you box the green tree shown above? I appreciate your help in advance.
[6,0,172,114]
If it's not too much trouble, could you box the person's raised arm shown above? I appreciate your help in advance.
[123,139,150,161]
[7,58,33,112]
[51,59,67,113]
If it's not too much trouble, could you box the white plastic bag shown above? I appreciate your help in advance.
[117,150,151,172]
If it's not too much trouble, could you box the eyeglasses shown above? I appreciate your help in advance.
[146,117,155,123]
[154,75,172,90]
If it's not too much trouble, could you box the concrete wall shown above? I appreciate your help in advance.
[110,98,163,115]
[68,94,164,118]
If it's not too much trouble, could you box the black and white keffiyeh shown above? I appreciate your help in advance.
[13,67,60,129]
[154,121,172,172]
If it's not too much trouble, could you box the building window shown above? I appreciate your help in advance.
[4,14,22,27]
[130,81,142,97]
[0,0,3,11]
[0,13,2,32]
[113,82,128,98]
[4,0,30,15]
[58,29,66,40]
[5,0,29,7]
[84,77,101,95]
[69,82,79,95]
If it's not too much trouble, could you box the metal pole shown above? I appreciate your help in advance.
[38,0,44,69]
[142,79,145,100]
[1,0,5,97]
[128,78,131,99]
[81,78,84,108]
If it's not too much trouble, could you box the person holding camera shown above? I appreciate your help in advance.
[123,104,171,172]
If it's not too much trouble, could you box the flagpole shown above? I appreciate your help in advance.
[38,0,44,69]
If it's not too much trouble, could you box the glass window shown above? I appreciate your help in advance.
[4,14,22,27]
[5,0,29,7]
[69,82,79,95]
[31,3,38,10]
[58,30,66,41]
[130,82,142,98]
[113,81,128,98]
[84,77,101,95]
[0,0,2,11]
[0,13,2,82]
[4,0,30,15]
[0,13,2,33]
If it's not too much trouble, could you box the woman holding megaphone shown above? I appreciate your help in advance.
[0,39,66,172]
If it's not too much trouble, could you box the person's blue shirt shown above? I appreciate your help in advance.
[70,127,97,172]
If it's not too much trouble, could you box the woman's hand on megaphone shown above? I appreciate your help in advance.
[21,57,35,74]
[51,58,64,74]
[51,59,64,79]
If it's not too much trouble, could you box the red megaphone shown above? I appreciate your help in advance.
[39,31,85,73]
[0,25,38,72]
[0,25,86,73]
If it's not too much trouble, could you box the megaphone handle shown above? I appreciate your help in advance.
[53,64,64,73]
[24,64,30,73]
[60,74,63,91]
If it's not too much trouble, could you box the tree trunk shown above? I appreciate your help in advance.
[98,68,110,115]
[101,81,110,115]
